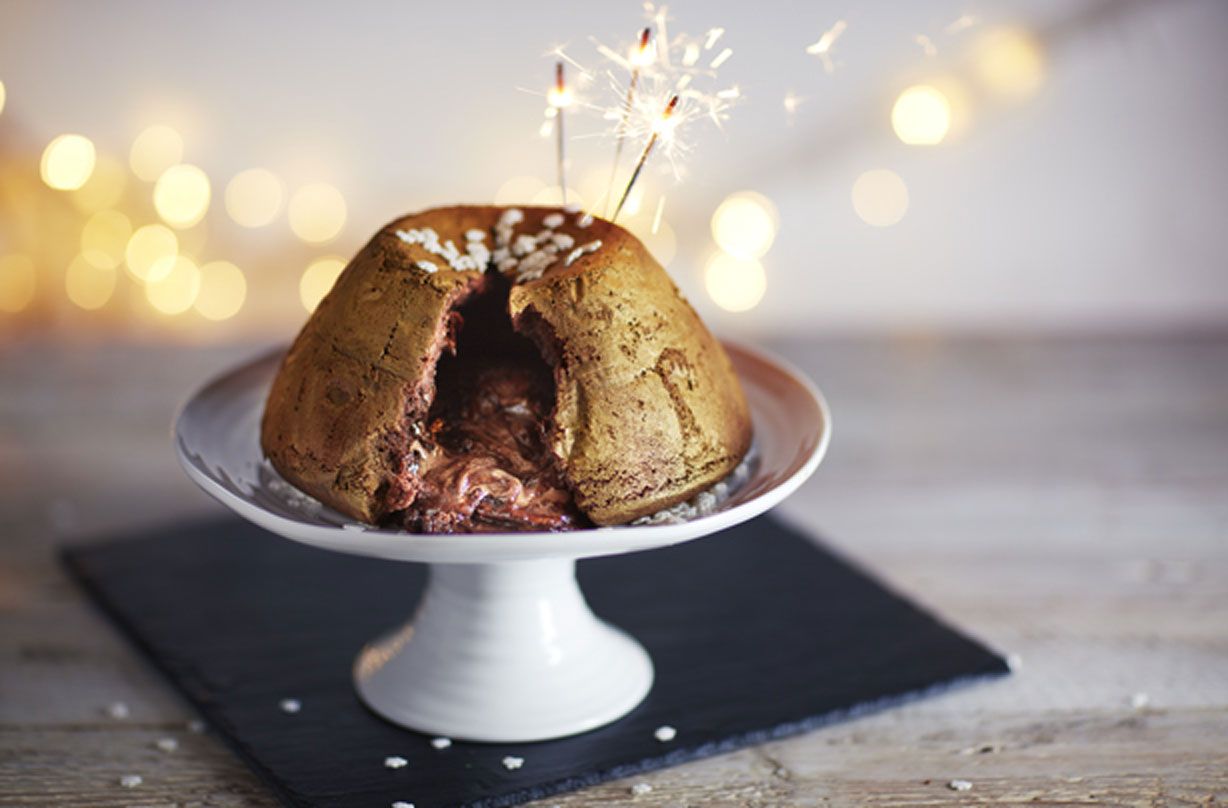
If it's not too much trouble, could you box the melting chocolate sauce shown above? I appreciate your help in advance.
[393,283,585,533]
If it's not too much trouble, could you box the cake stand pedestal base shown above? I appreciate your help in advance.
[353,558,654,742]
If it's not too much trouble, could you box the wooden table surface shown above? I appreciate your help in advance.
[2,334,1225,806]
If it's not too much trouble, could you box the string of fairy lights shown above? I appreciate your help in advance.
[0,12,1046,327]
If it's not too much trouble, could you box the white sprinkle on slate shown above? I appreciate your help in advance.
[187,719,205,733]
[501,755,524,771]
[119,774,143,788]
[106,701,130,719]
[630,782,653,796]
[392,802,415,808]
[1006,653,1023,672]
[654,725,677,742]
[279,698,302,714]
[384,755,409,769]
[431,737,452,749]
[154,737,178,753]
[1130,691,1150,709]
[948,779,973,791]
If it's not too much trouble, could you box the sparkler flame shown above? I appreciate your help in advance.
[805,19,847,74]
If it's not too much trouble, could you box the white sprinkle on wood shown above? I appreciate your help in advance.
[630,782,653,796]
[948,779,973,791]
[119,774,143,788]
[1131,692,1150,709]
[106,701,130,720]
[154,737,178,753]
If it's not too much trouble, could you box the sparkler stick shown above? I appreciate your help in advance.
[548,62,571,205]
[605,27,653,216]
[612,94,678,222]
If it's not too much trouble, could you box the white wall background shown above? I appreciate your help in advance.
[1,0,1226,335]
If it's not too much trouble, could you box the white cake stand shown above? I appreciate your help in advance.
[175,341,830,742]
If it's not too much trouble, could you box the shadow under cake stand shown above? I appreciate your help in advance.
[175,342,831,742]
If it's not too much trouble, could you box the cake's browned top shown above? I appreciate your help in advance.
[260,205,752,529]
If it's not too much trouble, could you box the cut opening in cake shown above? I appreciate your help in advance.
[386,274,586,533]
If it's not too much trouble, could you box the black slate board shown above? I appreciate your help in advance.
[62,516,1008,808]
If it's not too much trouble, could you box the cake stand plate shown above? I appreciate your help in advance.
[175,342,830,742]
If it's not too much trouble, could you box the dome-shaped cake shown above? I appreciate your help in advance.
[261,205,751,531]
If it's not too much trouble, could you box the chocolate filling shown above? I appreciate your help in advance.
[388,277,586,533]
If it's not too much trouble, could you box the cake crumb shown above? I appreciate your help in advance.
[431,737,452,750]
[948,779,973,791]
[1130,692,1150,709]
[630,782,653,796]
[119,774,142,788]
[654,725,677,742]
[105,701,130,720]
[279,698,302,714]
[384,755,409,769]
[154,737,178,753]
[502,755,524,771]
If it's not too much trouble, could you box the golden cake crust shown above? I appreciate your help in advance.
[261,204,752,528]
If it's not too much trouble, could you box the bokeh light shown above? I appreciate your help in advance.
[144,256,201,314]
[494,176,547,206]
[130,125,184,182]
[154,164,211,228]
[300,256,346,312]
[65,255,117,310]
[194,261,247,321]
[70,155,128,213]
[81,210,133,269]
[0,255,37,313]
[891,85,951,145]
[705,254,766,313]
[973,28,1045,98]
[710,191,779,259]
[0,79,6,116]
[642,219,677,266]
[288,183,347,243]
[225,169,284,228]
[125,224,179,282]
[852,169,910,227]
[40,134,97,191]
[530,185,584,208]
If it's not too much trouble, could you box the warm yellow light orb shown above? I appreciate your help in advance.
[0,80,6,116]
[70,155,128,213]
[288,183,347,243]
[154,164,211,228]
[300,256,346,312]
[643,219,677,266]
[130,125,184,182]
[710,191,778,259]
[530,186,584,209]
[144,256,201,314]
[495,176,547,206]
[704,254,766,313]
[194,260,246,321]
[852,169,910,227]
[0,255,37,313]
[891,85,951,145]
[225,168,284,228]
[65,255,117,310]
[125,224,179,282]
[81,210,133,269]
[973,28,1044,98]
[41,134,97,191]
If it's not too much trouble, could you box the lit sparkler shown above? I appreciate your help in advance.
[547,61,574,205]
[605,27,654,215]
[805,19,847,74]
[613,94,678,222]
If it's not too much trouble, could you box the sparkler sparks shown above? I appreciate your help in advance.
[783,91,804,126]
[805,19,847,74]
[605,27,654,215]
[613,94,678,222]
[945,14,978,34]
[915,34,938,57]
